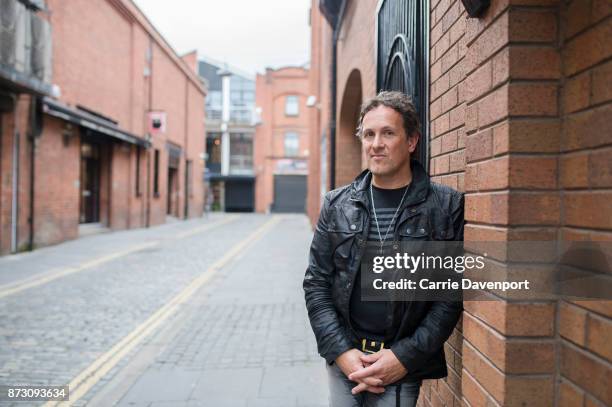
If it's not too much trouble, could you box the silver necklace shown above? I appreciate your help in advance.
[370,178,410,254]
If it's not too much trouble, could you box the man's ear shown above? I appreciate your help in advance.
[408,132,420,153]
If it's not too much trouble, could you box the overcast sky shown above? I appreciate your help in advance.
[132,0,312,76]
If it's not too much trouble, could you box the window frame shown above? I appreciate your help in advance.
[284,95,299,117]
[283,132,300,157]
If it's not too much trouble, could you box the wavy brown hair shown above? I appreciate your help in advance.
[356,91,420,140]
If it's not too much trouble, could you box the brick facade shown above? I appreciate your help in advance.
[307,3,333,224]
[254,67,310,213]
[428,0,467,404]
[308,0,612,405]
[0,0,206,255]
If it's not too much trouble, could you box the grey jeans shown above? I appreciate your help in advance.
[326,362,421,407]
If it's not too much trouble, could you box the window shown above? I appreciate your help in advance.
[284,132,299,157]
[206,91,223,120]
[227,75,256,124]
[229,133,253,174]
[153,149,160,197]
[206,91,222,109]
[285,95,299,116]
[230,107,252,124]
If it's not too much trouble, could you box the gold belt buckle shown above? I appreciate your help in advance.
[361,338,385,354]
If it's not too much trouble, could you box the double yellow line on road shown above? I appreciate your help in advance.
[0,215,239,300]
[44,215,282,407]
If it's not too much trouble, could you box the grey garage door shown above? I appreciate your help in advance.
[225,179,254,212]
[272,175,306,213]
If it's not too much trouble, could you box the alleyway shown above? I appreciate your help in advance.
[0,214,327,407]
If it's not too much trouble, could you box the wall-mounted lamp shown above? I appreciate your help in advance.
[62,123,74,146]
[461,0,490,18]
[306,95,317,107]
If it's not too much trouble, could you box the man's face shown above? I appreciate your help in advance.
[361,105,418,178]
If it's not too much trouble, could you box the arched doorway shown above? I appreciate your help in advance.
[336,69,364,188]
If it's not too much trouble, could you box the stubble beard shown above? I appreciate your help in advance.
[369,156,412,183]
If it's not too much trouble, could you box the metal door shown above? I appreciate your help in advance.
[377,0,429,167]
[272,175,307,213]
[225,179,254,212]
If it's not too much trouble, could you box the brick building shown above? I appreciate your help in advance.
[254,66,311,213]
[0,0,206,255]
[308,0,611,406]
[0,0,52,254]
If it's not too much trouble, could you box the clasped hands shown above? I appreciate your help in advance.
[335,348,407,394]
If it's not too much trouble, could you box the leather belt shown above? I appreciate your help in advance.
[360,338,385,354]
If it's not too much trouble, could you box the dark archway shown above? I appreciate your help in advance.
[337,69,364,188]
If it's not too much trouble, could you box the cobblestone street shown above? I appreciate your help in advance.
[0,214,327,407]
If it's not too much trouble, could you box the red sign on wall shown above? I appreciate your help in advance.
[148,111,167,135]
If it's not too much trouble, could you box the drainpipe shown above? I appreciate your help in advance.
[329,37,337,191]
[328,0,346,191]
[27,96,42,251]
[145,35,153,228]
[11,103,20,253]
[146,143,151,227]
[183,78,189,219]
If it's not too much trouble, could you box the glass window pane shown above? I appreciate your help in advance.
[284,132,299,156]
[285,95,299,116]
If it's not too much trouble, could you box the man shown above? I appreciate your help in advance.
[303,91,463,407]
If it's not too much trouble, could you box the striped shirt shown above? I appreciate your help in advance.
[350,182,411,341]
[367,184,410,243]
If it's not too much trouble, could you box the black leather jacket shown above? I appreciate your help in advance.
[303,160,464,381]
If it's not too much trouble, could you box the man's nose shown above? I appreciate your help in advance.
[372,133,385,149]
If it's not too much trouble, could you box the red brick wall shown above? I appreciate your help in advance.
[556,1,612,406]
[0,0,208,253]
[254,67,310,213]
[110,143,131,230]
[49,0,133,128]
[423,0,467,404]
[307,0,333,225]
[0,107,13,253]
[308,0,611,406]
[462,1,612,406]
[0,95,35,254]
[462,1,560,405]
[33,116,80,247]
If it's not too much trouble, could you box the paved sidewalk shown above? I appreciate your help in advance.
[0,214,329,407]
[0,214,231,286]
[86,214,328,407]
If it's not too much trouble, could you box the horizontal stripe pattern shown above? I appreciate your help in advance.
[368,207,399,241]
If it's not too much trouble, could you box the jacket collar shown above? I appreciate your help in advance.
[349,160,430,211]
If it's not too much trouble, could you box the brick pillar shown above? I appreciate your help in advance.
[424,0,468,405]
[556,1,612,406]
[463,1,561,405]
